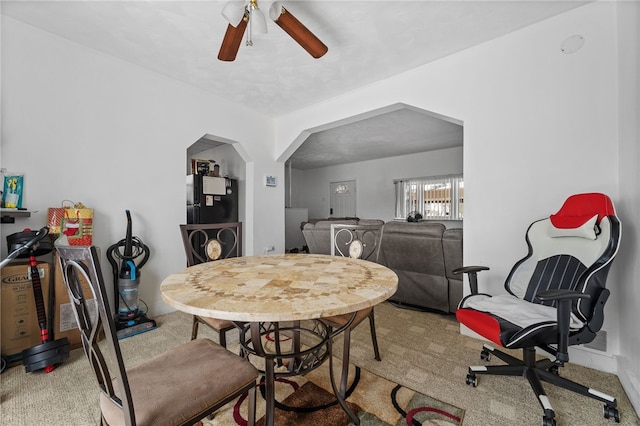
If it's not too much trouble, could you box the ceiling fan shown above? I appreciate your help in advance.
[218,0,328,62]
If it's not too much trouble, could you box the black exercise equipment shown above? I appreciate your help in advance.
[2,227,70,373]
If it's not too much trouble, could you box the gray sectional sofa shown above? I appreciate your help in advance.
[301,219,384,255]
[301,219,463,313]
[377,222,463,313]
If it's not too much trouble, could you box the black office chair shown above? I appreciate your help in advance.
[56,245,258,426]
[454,193,621,426]
[179,222,242,347]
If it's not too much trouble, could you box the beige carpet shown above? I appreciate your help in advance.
[1,301,638,425]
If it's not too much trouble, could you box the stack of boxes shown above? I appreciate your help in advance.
[1,255,93,365]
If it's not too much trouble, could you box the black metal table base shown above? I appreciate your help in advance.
[236,315,360,426]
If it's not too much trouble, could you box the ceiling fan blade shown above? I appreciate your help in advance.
[269,3,328,59]
[218,14,248,62]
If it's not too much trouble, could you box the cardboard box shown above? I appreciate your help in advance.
[52,253,97,350]
[1,262,51,362]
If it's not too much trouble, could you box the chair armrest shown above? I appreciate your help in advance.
[535,289,590,302]
[452,266,489,295]
[452,266,490,275]
[535,290,591,365]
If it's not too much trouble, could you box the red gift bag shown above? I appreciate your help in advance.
[47,201,93,246]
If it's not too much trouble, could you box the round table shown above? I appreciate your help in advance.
[161,254,398,425]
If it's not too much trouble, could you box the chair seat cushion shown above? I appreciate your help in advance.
[198,315,234,330]
[100,338,257,426]
[321,308,372,328]
[458,294,584,348]
[463,294,584,329]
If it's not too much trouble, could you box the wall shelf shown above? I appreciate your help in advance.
[1,209,31,223]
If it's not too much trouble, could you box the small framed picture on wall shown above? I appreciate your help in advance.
[265,175,277,187]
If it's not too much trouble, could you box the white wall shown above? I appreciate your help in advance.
[197,143,246,182]
[0,17,282,315]
[294,146,463,222]
[614,0,640,414]
[285,166,306,208]
[274,1,625,374]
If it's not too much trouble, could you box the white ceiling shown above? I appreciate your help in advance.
[2,0,589,168]
[289,104,463,169]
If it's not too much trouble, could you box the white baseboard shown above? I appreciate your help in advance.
[568,345,617,373]
[617,356,640,418]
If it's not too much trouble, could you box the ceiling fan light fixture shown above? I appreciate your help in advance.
[249,0,268,35]
[269,2,328,59]
[221,0,246,26]
[217,0,328,62]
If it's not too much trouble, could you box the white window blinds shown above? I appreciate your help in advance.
[394,174,464,220]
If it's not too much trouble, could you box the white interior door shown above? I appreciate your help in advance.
[330,180,356,217]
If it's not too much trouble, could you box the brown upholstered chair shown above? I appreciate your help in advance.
[322,223,383,396]
[56,245,258,426]
[179,223,242,347]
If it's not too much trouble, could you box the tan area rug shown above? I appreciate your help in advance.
[207,360,464,426]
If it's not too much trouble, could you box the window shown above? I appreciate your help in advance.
[394,174,464,221]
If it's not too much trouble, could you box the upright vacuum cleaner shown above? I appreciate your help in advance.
[2,227,70,373]
[106,210,156,339]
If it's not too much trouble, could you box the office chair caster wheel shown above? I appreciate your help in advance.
[548,365,559,375]
[465,373,478,387]
[542,415,556,426]
[603,405,620,422]
[480,348,491,361]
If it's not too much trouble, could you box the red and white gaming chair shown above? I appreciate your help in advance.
[455,193,621,426]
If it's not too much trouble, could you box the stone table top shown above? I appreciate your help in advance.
[160,254,398,322]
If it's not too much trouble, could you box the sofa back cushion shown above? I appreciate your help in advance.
[302,220,358,254]
[357,219,385,227]
[377,222,446,273]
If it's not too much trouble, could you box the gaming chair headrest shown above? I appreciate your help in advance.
[550,193,615,229]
